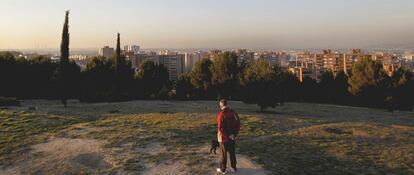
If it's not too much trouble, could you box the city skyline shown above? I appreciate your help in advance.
[1,0,414,49]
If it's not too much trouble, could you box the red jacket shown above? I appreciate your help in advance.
[217,107,240,143]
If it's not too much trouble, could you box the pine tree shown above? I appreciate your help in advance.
[348,57,391,108]
[190,58,214,99]
[211,52,240,99]
[240,59,284,111]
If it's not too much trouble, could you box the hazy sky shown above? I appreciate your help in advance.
[1,0,413,49]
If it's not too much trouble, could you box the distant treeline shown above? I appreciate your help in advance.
[1,51,413,111]
[1,10,413,111]
[176,52,414,111]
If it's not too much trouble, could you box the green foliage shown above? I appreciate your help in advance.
[318,70,335,103]
[110,33,135,101]
[211,52,241,99]
[281,71,301,102]
[0,51,22,57]
[348,58,391,107]
[0,54,59,99]
[189,58,214,99]
[80,56,115,102]
[190,58,212,90]
[50,60,81,102]
[300,76,319,102]
[115,33,122,72]
[332,71,353,105]
[175,73,193,100]
[53,10,80,107]
[0,53,20,97]
[25,56,59,98]
[136,61,170,98]
[240,59,285,110]
[390,67,414,110]
[60,10,69,65]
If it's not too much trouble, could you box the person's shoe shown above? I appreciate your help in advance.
[216,168,226,174]
[228,168,237,173]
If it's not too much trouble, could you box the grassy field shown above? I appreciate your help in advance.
[0,100,413,174]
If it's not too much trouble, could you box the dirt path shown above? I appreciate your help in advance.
[1,137,266,175]
[0,137,113,175]
[234,155,267,175]
[194,145,267,175]
[142,153,266,175]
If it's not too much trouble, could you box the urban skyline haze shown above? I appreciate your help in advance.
[1,0,414,49]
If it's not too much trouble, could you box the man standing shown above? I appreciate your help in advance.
[217,99,241,174]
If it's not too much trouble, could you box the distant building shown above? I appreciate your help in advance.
[128,53,158,69]
[289,67,317,82]
[123,51,138,69]
[132,53,185,81]
[98,46,114,59]
[158,54,185,81]
[184,53,192,72]
[404,52,413,61]
[123,45,140,54]
[50,56,60,62]
[184,51,208,72]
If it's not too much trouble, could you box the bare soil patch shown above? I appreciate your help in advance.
[0,137,112,175]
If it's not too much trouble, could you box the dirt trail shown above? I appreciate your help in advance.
[197,145,267,175]
[210,154,267,175]
[234,155,267,175]
[0,137,112,175]
[142,161,188,175]
[0,137,266,175]
[141,154,267,175]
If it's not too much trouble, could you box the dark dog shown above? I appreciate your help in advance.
[210,140,219,154]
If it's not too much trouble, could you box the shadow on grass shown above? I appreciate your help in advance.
[238,135,413,175]
[254,110,285,115]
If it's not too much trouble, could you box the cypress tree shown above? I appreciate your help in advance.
[112,33,133,100]
[61,11,70,65]
[115,33,122,73]
[56,10,70,107]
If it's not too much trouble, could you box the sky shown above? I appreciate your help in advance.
[0,0,413,49]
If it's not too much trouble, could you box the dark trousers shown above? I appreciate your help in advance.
[219,140,237,171]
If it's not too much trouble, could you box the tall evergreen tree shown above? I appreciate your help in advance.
[60,11,69,65]
[115,33,122,72]
[51,10,81,106]
[111,33,134,101]
[54,10,70,107]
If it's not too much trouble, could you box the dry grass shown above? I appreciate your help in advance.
[81,113,217,174]
[0,110,81,166]
[1,100,414,174]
